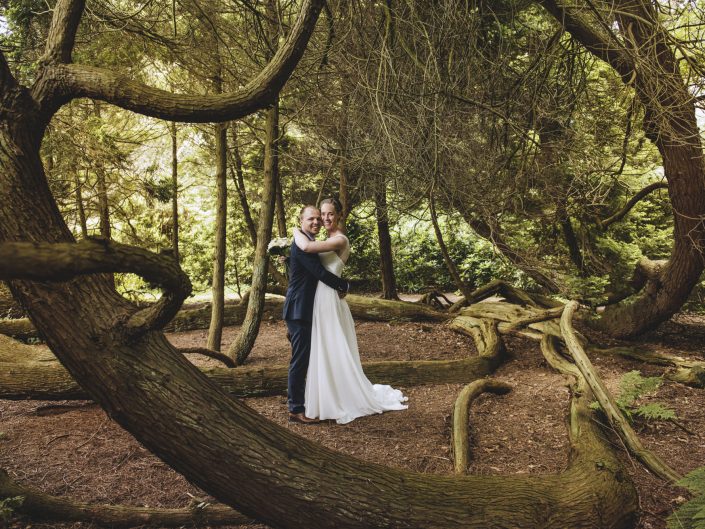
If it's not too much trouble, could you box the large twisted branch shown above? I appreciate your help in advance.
[35,0,324,123]
[0,239,191,337]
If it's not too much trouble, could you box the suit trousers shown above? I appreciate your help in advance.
[286,319,312,414]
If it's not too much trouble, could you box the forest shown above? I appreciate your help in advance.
[0,0,704,528]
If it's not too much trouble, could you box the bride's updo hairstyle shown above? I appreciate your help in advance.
[319,197,342,215]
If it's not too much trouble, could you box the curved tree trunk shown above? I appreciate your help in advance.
[226,98,279,364]
[540,0,705,337]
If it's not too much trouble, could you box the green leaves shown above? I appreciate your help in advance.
[0,496,24,523]
[667,467,705,529]
[592,370,677,424]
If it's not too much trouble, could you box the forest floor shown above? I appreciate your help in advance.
[1,301,704,529]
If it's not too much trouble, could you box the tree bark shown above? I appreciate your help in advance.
[560,301,681,483]
[206,122,228,351]
[452,378,512,473]
[375,179,399,299]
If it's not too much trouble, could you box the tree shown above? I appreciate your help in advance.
[0,2,639,528]
[538,0,705,337]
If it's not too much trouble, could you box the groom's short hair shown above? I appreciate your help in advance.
[299,204,318,220]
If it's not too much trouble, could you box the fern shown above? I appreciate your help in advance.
[0,496,24,522]
[591,370,677,423]
[667,467,705,529]
[635,403,677,421]
[616,370,662,408]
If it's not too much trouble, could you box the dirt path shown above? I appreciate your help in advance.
[1,315,704,529]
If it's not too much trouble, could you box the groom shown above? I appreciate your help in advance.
[283,205,350,424]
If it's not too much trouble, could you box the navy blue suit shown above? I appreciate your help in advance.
[284,239,349,414]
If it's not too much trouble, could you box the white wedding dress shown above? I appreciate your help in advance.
[304,235,408,424]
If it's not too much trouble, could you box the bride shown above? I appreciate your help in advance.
[292,198,408,424]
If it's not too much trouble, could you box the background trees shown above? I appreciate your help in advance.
[1,0,704,526]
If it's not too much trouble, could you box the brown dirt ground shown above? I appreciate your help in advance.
[1,312,704,529]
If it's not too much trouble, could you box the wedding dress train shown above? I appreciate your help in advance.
[304,237,408,424]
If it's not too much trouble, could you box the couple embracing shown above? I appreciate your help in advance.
[283,198,408,425]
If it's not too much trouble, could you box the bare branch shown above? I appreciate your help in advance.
[40,0,86,64]
[0,239,191,336]
[597,182,669,229]
[39,0,324,123]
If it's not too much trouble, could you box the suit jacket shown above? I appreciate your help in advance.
[282,241,349,322]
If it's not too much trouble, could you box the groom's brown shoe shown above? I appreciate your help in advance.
[288,412,319,424]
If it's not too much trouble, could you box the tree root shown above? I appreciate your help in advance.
[448,279,562,313]
[560,301,681,483]
[590,345,705,389]
[177,347,236,368]
[0,288,641,527]
[0,468,251,527]
[451,379,512,473]
[1,293,450,341]
[0,317,506,400]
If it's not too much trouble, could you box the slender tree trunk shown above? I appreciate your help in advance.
[230,126,257,244]
[338,94,354,228]
[430,192,474,298]
[95,168,110,240]
[226,98,279,364]
[559,211,585,274]
[93,103,111,241]
[170,121,179,262]
[375,179,399,299]
[207,122,228,352]
[92,102,114,289]
[230,125,288,290]
[537,120,585,275]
